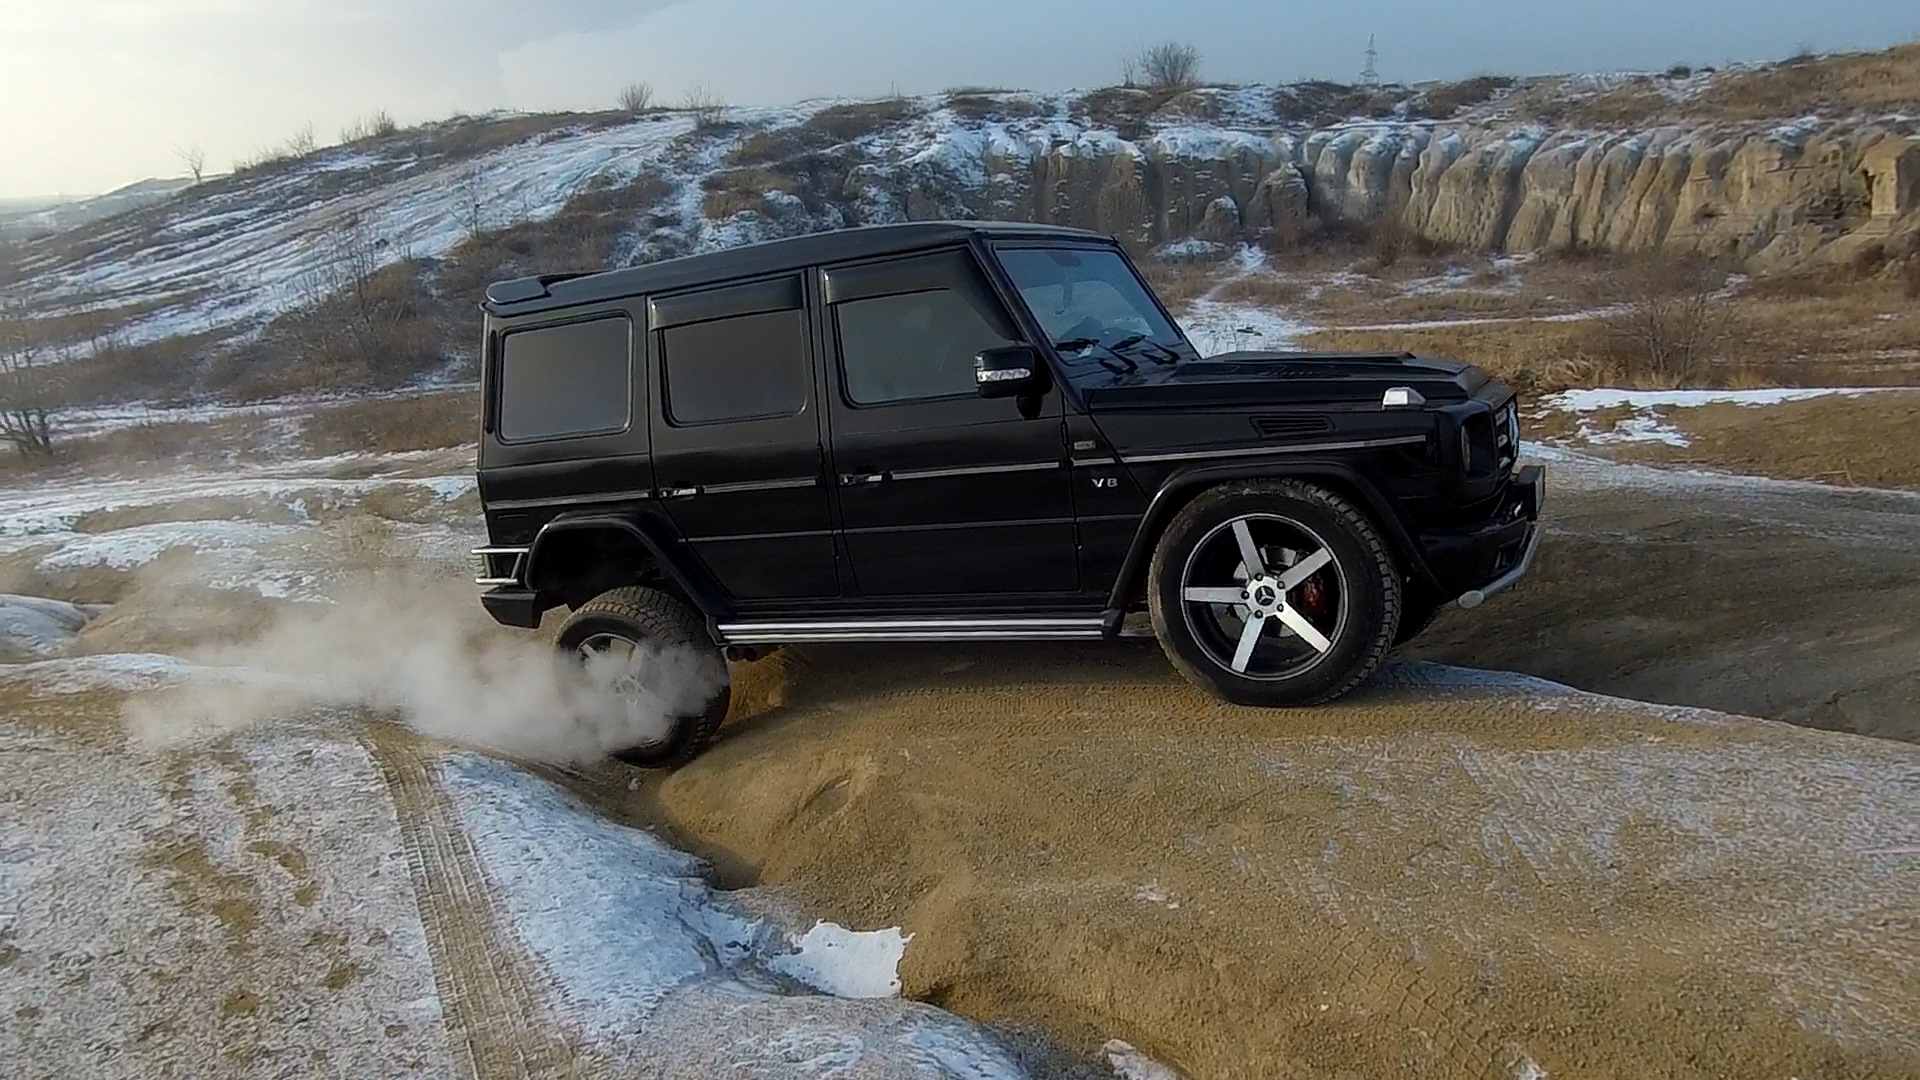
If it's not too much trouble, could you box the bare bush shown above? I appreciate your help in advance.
[618,82,654,113]
[0,303,55,456]
[287,122,316,156]
[682,84,727,128]
[1600,258,1735,385]
[341,110,399,143]
[1137,42,1201,91]
[176,145,207,184]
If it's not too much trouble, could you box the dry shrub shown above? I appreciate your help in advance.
[1410,75,1516,119]
[1271,81,1405,125]
[617,83,654,113]
[943,91,1045,122]
[1597,258,1734,385]
[1297,319,1614,394]
[437,171,674,304]
[1136,259,1221,314]
[1542,40,1920,126]
[682,85,727,128]
[1213,275,1306,308]
[340,110,399,143]
[700,168,800,220]
[299,392,477,456]
[806,99,921,142]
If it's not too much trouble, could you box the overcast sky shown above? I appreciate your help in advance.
[3,0,1915,198]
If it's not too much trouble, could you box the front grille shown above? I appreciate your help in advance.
[1251,414,1333,439]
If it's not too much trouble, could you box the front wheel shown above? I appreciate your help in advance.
[554,586,730,768]
[1148,481,1402,706]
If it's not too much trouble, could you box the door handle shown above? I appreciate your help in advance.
[660,486,700,498]
[839,473,886,486]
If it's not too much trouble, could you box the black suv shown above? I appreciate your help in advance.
[473,222,1542,765]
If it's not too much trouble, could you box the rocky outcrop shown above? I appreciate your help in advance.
[882,114,1920,271]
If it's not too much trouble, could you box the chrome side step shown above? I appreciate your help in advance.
[716,617,1107,644]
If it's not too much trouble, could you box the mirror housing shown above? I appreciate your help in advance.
[975,345,1045,399]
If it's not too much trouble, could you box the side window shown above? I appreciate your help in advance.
[835,289,1019,406]
[496,316,631,442]
[661,309,809,425]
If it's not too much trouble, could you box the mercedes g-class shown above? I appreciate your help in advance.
[473,222,1542,766]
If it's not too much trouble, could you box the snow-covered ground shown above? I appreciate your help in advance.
[1537,386,1906,447]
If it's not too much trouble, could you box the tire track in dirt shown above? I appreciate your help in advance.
[362,732,585,1080]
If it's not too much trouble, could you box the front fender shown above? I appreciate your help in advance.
[1103,459,1437,613]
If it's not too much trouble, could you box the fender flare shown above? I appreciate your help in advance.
[1103,459,1438,613]
[525,512,733,621]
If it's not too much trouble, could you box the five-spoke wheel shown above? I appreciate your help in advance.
[1149,481,1401,706]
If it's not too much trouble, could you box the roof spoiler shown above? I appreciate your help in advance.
[483,272,594,308]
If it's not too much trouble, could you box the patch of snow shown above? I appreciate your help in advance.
[35,519,300,573]
[1152,238,1228,261]
[0,652,193,694]
[1543,387,1900,412]
[439,754,1034,1073]
[769,922,912,999]
[0,595,91,661]
[1104,1040,1187,1080]
[1180,299,1312,354]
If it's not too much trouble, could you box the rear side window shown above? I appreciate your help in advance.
[661,309,809,425]
[496,316,631,442]
[836,288,1018,406]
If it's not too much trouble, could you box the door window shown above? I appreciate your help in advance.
[835,288,1018,406]
[661,309,809,425]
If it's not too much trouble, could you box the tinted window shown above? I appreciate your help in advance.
[836,289,1017,406]
[497,316,631,442]
[661,309,809,425]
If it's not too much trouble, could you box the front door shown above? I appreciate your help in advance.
[820,248,1077,598]
[647,274,839,600]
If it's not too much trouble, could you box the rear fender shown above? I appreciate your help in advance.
[525,512,733,625]
[1104,460,1436,613]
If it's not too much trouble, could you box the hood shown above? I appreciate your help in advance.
[1079,351,1488,410]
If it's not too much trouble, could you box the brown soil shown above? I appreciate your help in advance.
[1595,391,1920,490]
[576,643,1918,1080]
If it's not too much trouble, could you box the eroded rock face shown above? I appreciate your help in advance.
[879,114,1919,270]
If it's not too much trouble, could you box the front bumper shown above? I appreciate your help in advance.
[1413,465,1544,609]
[481,587,543,628]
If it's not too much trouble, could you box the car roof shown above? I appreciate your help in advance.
[482,220,1112,317]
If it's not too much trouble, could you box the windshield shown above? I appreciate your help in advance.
[997,247,1194,381]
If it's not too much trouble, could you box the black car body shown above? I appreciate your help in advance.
[472,222,1542,763]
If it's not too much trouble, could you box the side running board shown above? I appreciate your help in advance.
[716,617,1106,644]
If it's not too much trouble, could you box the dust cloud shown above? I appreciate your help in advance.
[122,573,724,763]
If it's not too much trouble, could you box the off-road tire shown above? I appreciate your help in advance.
[555,586,730,768]
[1148,480,1401,707]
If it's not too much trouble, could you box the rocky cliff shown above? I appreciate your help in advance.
[875,112,1920,273]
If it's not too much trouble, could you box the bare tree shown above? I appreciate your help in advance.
[1120,56,1138,88]
[0,303,55,457]
[177,144,207,184]
[1601,258,1735,385]
[1137,42,1202,91]
[617,82,654,113]
[288,122,317,157]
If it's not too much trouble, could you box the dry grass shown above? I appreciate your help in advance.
[1137,259,1223,314]
[1605,391,1920,490]
[299,392,477,457]
[1409,75,1516,119]
[1299,319,1614,392]
[1534,40,1920,126]
[700,167,801,220]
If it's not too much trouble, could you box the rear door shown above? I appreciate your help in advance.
[820,248,1077,597]
[647,274,839,600]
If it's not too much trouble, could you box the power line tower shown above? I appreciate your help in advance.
[1359,34,1381,88]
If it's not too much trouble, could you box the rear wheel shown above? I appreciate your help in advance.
[555,586,730,768]
[1148,480,1401,706]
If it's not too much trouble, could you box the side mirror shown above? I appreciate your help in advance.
[975,345,1044,399]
